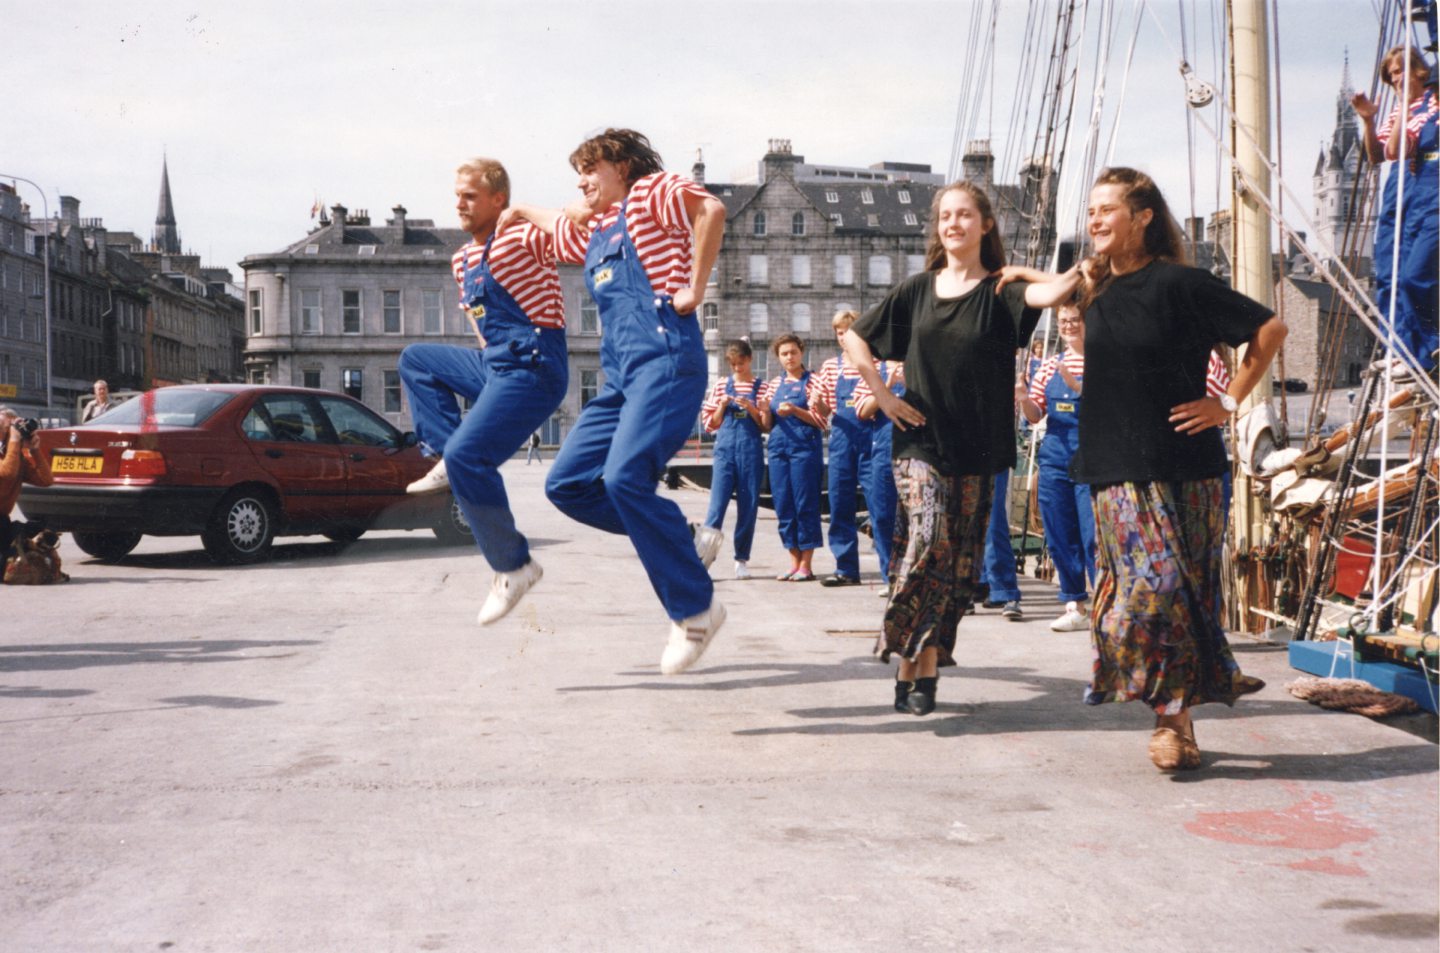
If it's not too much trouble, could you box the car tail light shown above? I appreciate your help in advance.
[119,449,167,479]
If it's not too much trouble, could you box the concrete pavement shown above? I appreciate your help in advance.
[2,461,1436,952]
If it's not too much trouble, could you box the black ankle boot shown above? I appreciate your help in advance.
[907,676,937,716]
[894,677,914,713]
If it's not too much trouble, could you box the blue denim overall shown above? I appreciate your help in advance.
[767,371,823,552]
[824,359,875,580]
[544,203,713,621]
[1394,89,1439,369]
[866,361,902,582]
[1034,360,1095,603]
[703,376,765,562]
[397,231,567,572]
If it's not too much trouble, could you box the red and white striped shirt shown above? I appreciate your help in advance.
[451,221,565,329]
[812,356,866,420]
[701,376,771,433]
[851,362,906,405]
[1377,90,1439,153]
[553,172,710,297]
[1027,349,1229,415]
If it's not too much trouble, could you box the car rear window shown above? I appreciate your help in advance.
[86,390,235,428]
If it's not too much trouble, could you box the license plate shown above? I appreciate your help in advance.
[51,453,103,475]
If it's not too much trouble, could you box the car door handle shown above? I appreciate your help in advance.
[266,449,284,459]
[349,453,366,462]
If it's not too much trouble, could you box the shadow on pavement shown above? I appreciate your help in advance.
[0,639,319,673]
[80,534,565,572]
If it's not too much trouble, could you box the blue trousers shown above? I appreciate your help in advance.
[769,444,823,552]
[545,342,712,622]
[398,342,565,573]
[1036,462,1095,603]
[867,441,898,581]
[705,439,763,562]
[825,425,870,579]
[982,468,1020,602]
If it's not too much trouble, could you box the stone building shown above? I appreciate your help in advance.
[0,183,49,418]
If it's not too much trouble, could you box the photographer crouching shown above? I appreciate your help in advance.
[1,406,55,557]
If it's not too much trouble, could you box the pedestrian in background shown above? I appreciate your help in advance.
[765,333,826,582]
[809,309,876,587]
[80,380,112,423]
[701,338,769,580]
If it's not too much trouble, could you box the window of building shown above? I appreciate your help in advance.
[866,214,880,228]
[791,212,805,236]
[753,211,767,237]
[868,255,892,286]
[905,254,926,276]
[904,212,919,227]
[791,302,812,334]
[580,369,599,407]
[748,302,769,334]
[791,255,811,286]
[342,367,363,400]
[825,191,839,203]
[540,411,563,446]
[358,245,377,256]
[247,288,262,336]
[830,213,843,227]
[383,290,402,334]
[300,289,322,334]
[898,189,912,204]
[751,348,769,381]
[861,189,875,204]
[702,301,719,334]
[580,294,599,334]
[342,290,361,334]
[383,369,403,413]
[304,244,319,255]
[423,290,443,334]
[748,255,768,285]
[302,368,321,389]
[834,255,854,286]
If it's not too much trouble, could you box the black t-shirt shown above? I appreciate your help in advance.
[1070,260,1273,485]
[852,271,1039,476]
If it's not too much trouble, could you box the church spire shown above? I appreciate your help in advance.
[153,155,181,254]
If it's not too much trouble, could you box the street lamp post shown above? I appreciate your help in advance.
[1,174,52,418]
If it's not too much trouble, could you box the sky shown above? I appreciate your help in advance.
[2,0,1413,277]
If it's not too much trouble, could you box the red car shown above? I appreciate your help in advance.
[19,384,472,564]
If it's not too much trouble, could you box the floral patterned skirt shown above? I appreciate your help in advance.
[1085,478,1264,714]
[876,459,992,666]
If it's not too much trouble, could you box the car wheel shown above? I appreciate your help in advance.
[432,495,474,545]
[322,526,366,544]
[202,489,277,564]
[71,530,143,562]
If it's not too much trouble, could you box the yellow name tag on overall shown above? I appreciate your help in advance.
[468,304,486,321]
[594,267,614,287]
[1054,401,1075,413]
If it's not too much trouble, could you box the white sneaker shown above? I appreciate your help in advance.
[734,560,751,580]
[477,559,543,625]
[1049,601,1090,632]
[692,523,723,569]
[660,599,726,675]
[407,459,450,495]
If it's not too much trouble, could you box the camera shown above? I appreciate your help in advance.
[14,418,39,440]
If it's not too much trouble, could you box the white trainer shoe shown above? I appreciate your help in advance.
[692,523,723,569]
[477,559,543,625]
[660,599,726,675]
[734,560,751,580]
[1049,601,1090,632]
[406,459,450,495]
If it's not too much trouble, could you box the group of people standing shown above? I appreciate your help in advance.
[398,124,1292,773]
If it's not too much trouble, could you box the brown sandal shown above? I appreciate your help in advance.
[1149,726,1201,771]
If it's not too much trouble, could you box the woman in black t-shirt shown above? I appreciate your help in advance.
[844,182,1078,716]
[1075,167,1287,771]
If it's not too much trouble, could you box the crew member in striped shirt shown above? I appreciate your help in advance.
[1353,46,1439,371]
[398,157,568,626]
[808,309,875,587]
[700,339,770,580]
[502,129,728,675]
